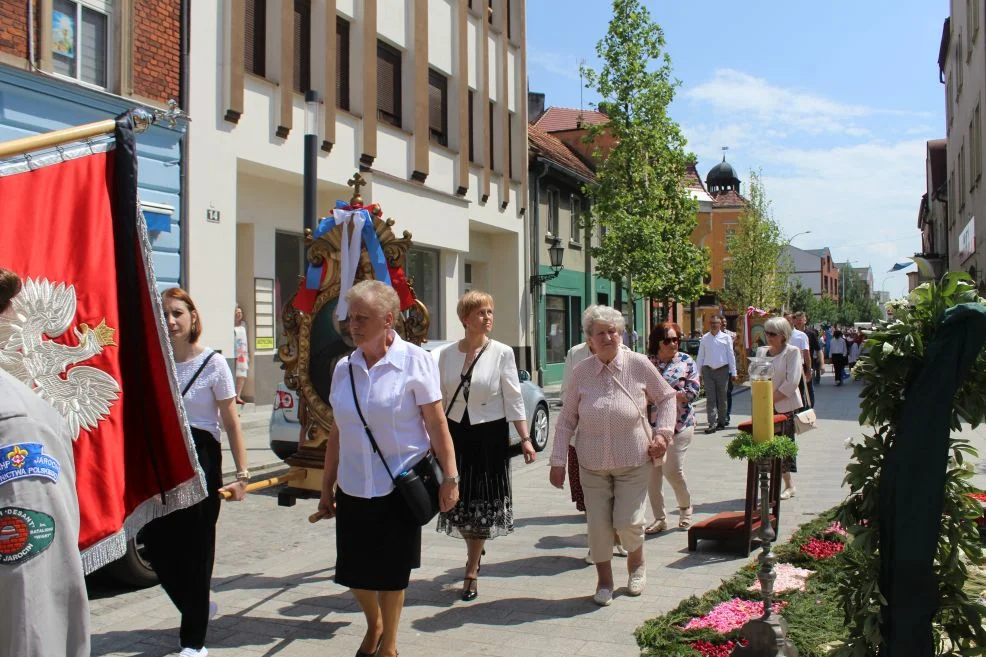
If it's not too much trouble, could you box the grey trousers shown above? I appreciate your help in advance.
[702,365,730,427]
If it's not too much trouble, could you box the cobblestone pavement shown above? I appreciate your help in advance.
[87,371,986,657]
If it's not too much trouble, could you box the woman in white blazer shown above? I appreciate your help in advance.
[435,291,536,602]
[756,316,804,500]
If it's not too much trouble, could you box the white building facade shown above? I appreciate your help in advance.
[187,0,529,403]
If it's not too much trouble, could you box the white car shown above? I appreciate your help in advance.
[268,341,549,460]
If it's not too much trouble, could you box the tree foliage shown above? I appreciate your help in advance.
[837,265,881,325]
[785,282,840,325]
[581,0,709,324]
[834,273,986,656]
[721,171,787,311]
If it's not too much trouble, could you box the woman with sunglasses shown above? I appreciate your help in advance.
[755,317,804,499]
[644,322,699,533]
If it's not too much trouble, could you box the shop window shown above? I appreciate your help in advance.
[377,41,403,127]
[336,17,350,110]
[52,0,110,88]
[407,248,442,340]
[545,295,570,364]
[245,0,266,76]
[293,0,311,93]
[428,69,448,147]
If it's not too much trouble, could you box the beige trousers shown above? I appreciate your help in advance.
[649,426,693,520]
[579,463,651,564]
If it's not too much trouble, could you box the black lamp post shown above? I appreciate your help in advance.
[303,90,319,232]
[530,237,565,287]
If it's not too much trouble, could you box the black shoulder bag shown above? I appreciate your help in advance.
[348,363,444,525]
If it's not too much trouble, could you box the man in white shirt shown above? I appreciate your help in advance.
[785,313,812,408]
[695,316,737,433]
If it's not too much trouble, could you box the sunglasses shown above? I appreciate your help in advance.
[661,337,680,345]
[764,330,778,337]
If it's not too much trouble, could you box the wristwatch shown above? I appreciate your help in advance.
[445,474,461,485]
[235,470,251,482]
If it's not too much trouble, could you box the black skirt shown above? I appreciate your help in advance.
[437,411,513,540]
[334,486,421,591]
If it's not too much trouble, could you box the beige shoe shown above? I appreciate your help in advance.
[613,544,628,557]
[584,550,594,565]
[645,520,667,534]
[593,587,613,606]
[627,567,646,596]
[679,507,693,528]
[780,488,796,500]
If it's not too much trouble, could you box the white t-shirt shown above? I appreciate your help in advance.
[329,331,443,499]
[175,349,236,441]
[790,328,810,351]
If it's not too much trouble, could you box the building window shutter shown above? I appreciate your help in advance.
[488,101,495,171]
[245,0,266,76]
[293,0,311,93]
[468,91,476,162]
[336,17,350,110]
[377,41,402,127]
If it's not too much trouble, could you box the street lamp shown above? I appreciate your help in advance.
[303,90,320,233]
[785,229,812,245]
[530,237,565,287]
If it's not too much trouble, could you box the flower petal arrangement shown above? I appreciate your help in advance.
[690,639,749,657]
[800,537,845,560]
[822,521,849,538]
[682,597,786,633]
[748,563,815,594]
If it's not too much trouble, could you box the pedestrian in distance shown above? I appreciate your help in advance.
[848,334,861,380]
[317,280,459,657]
[789,312,814,409]
[695,315,737,433]
[756,317,805,500]
[142,287,251,657]
[549,305,676,607]
[645,322,699,534]
[232,304,249,405]
[435,291,536,602]
[829,329,849,386]
[0,268,91,657]
[560,313,629,564]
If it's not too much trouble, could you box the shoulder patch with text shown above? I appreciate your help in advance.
[0,443,61,487]
[0,507,56,565]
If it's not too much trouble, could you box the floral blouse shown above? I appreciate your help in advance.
[648,351,700,433]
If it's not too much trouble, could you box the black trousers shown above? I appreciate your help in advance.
[832,354,847,383]
[143,428,222,650]
[726,378,734,420]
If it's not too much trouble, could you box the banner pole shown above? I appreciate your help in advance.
[0,119,117,159]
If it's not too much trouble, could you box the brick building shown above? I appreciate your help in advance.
[0,0,188,290]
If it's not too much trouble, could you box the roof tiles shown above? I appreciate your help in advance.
[534,107,609,133]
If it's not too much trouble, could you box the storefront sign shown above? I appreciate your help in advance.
[254,278,275,351]
[959,217,976,262]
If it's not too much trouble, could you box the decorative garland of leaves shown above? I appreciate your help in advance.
[834,272,986,656]
[725,432,798,462]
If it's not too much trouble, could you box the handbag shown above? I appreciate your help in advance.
[794,408,817,434]
[348,363,444,525]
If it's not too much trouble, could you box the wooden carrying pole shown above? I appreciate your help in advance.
[219,468,307,500]
[0,119,117,159]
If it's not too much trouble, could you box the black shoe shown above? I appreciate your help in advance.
[717,422,728,430]
[704,426,718,434]
[461,577,478,601]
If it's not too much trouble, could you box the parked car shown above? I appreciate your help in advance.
[268,340,550,460]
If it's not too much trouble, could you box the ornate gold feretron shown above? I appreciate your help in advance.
[277,173,430,481]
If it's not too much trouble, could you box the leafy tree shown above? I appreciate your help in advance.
[837,266,881,325]
[810,295,839,325]
[721,171,787,312]
[785,281,815,313]
[581,0,709,330]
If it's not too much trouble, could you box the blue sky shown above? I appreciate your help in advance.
[526,0,948,298]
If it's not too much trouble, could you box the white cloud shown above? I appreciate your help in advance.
[527,48,585,84]
[684,69,928,137]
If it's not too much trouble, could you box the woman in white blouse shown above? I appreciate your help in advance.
[756,316,804,500]
[318,280,459,657]
[436,291,537,602]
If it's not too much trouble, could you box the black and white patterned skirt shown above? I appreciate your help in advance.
[437,411,513,540]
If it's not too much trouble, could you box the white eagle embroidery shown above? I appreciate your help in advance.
[0,277,120,439]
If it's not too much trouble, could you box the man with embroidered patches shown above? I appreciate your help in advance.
[0,268,90,657]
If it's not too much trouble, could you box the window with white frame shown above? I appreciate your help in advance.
[547,188,560,237]
[52,0,111,88]
[570,195,582,243]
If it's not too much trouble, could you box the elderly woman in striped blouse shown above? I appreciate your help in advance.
[549,305,677,607]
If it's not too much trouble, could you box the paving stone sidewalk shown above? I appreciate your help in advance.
[87,372,986,657]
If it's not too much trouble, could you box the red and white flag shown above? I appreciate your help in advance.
[0,114,206,572]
